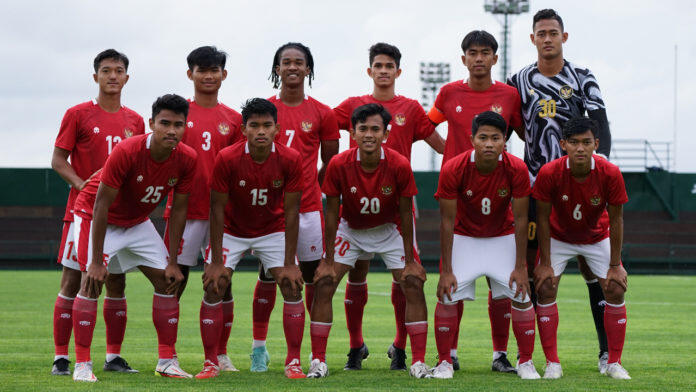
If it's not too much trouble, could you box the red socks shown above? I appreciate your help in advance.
[391,281,407,350]
[452,300,464,351]
[283,300,305,365]
[537,302,560,363]
[153,294,179,359]
[434,302,457,364]
[604,302,627,364]
[103,297,127,356]
[53,294,74,357]
[218,299,234,356]
[310,322,332,363]
[73,295,97,363]
[345,281,368,349]
[305,283,315,313]
[200,301,223,365]
[252,280,277,341]
[405,321,427,364]
[512,305,536,363]
[488,291,511,353]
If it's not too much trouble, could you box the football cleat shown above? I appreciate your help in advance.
[73,361,97,382]
[542,362,563,379]
[51,358,71,376]
[284,358,306,379]
[516,360,541,379]
[195,360,220,379]
[598,351,609,374]
[430,360,454,379]
[104,356,139,373]
[307,358,329,378]
[605,363,631,380]
[155,358,193,379]
[217,354,239,372]
[409,361,431,379]
[387,344,407,371]
[492,353,517,374]
[250,346,270,372]
[344,343,369,370]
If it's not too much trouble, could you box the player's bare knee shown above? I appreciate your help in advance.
[348,259,369,283]
[60,268,82,297]
[105,273,126,297]
[536,280,557,304]
[278,280,302,302]
[603,280,625,303]
[402,276,425,298]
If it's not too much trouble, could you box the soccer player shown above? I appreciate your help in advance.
[200,98,307,379]
[162,46,242,372]
[70,94,197,382]
[333,42,445,370]
[532,117,629,380]
[307,103,431,379]
[508,8,613,371]
[432,111,539,380]
[249,42,340,371]
[427,30,522,373]
[51,49,144,376]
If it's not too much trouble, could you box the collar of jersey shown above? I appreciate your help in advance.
[275,93,309,101]
[356,147,385,161]
[566,155,595,170]
[245,141,276,154]
[470,150,503,162]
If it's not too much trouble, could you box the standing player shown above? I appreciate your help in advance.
[532,117,629,380]
[249,42,340,371]
[333,42,445,370]
[432,111,538,380]
[51,49,144,376]
[70,94,197,382]
[198,98,307,379]
[162,46,242,372]
[307,103,431,379]
[427,30,522,373]
[508,9,613,371]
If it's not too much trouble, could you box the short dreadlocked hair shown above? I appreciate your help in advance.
[269,42,315,89]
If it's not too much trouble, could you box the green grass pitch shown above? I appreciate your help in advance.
[1,270,694,391]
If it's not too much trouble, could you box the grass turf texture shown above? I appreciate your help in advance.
[0,271,694,391]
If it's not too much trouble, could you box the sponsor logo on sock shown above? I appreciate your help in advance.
[257,299,268,304]
[116,311,126,317]
[539,316,550,322]
[60,313,71,319]
[344,299,353,304]
[504,313,511,319]
[438,327,450,332]
[618,318,627,324]
[290,313,303,318]
[79,320,91,326]
[202,319,214,325]
[525,329,535,335]
[168,318,178,324]
[598,300,607,307]
[225,322,233,327]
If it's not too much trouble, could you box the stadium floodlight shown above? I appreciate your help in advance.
[419,62,450,170]
[484,0,529,81]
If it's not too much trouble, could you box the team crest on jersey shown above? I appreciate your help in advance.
[394,114,406,126]
[381,185,393,195]
[137,175,143,182]
[187,121,194,128]
[350,186,357,194]
[456,105,462,113]
[466,189,473,197]
[301,121,313,132]
[590,195,602,206]
[490,104,503,114]
[123,128,133,138]
[239,180,246,187]
[168,177,178,187]
[562,194,569,201]
[497,188,509,197]
[273,179,283,188]
[559,85,574,99]
[218,122,230,135]
[93,127,100,134]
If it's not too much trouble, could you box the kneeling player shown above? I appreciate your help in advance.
[200,98,307,379]
[533,117,630,380]
[308,103,430,379]
[71,95,197,382]
[434,111,539,380]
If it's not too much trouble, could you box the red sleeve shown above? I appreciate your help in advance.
[428,88,447,124]
[606,165,629,205]
[55,108,78,151]
[319,106,340,141]
[509,91,523,129]
[321,158,342,197]
[174,152,198,194]
[412,104,436,141]
[100,144,129,190]
[531,164,554,202]
[210,151,232,194]
[510,159,531,198]
[396,159,418,197]
[434,159,460,200]
[285,153,304,193]
[334,98,353,131]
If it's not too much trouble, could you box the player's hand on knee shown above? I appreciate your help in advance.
[85,262,107,298]
[313,260,336,285]
[437,272,457,302]
[605,264,627,293]
[203,263,229,296]
[533,264,555,293]
[164,264,184,295]
[278,265,305,298]
[509,266,530,300]
[401,261,427,284]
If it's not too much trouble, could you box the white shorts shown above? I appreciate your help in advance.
[333,219,405,270]
[165,219,209,266]
[550,237,611,278]
[297,211,324,262]
[205,232,285,272]
[74,215,168,273]
[445,234,529,303]
[357,205,419,261]
[58,221,81,271]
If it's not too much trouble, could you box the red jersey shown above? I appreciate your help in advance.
[532,155,628,244]
[268,95,339,213]
[333,94,435,161]
[428,81,522,164]
[164,100,242,220]
[54,99,145,221]
[75,134,197,227]
[436,150,531,237]
[210,142,303,238]
[322,147,418,230]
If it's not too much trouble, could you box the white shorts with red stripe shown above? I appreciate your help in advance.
[550,237,611,278]
[205,231,285,272]
[297,211,324,262]
[165,219,209,267]
[57,221,81,271]
[333,219,406,270]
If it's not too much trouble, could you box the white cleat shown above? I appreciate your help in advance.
[73,361,97,382]
[516,360,541,379]
[543,362,563,379]
[598,352,609,374]
[155,358,193,379]
[409,361,432,378]
[429,361,453,379]
[307,358,329,378]
[605,363,631,379]
[217,354,239,372]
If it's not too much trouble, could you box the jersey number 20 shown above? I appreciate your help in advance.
[360,197,380,214]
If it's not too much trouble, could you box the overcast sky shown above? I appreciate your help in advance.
[1,0,694,172]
